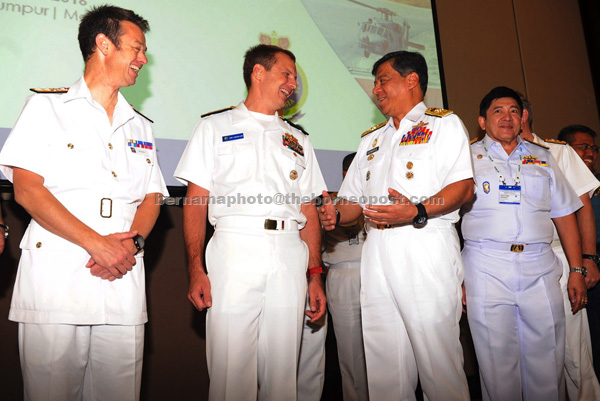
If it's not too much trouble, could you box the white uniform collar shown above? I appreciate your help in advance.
[62,76,135,121]
[384,102,427,131]
[233,101,289,132]
[403,101,428,123]
[483,133,529,153]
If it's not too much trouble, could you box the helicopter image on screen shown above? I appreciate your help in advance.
[350,0,426,58]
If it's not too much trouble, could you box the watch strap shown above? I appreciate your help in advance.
[413,203,428,226]
[132,234,144,255]
[570,267,588,277]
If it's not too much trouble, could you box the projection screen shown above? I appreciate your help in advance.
[0,0,444,189]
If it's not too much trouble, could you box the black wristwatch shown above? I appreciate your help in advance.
[132,234,145,255]
[570,267,588,278]
[413,203,428,227]
[0,223,8,239]
[583,254,600,265]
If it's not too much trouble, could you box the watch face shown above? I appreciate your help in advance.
[134,235,145,253]
[414,216,427,226]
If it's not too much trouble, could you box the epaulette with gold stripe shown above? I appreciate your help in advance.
[361,121,386,138]
[470,138,479,145]
[425,107,453,118]
[544,138,567,145]
[201,106,235,119]
[132,107,153,123]
[524,138,549,150]
[30,87,69,94]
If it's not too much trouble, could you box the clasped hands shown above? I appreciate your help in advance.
[85,231,139,281]
[318,188,418,230]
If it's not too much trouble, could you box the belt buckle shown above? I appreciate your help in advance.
[100,198,112,218]
[377,224,392,230]
[510,244,524,253]
[264,219,277,230]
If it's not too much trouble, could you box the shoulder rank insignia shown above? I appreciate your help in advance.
[132,107,154,123]
[361,121,386,138]
[544,138,567,145]
[201,106,235,119]
[523,138,549,150]
[281,117,309,136]
[470,138,479,145]
[425,107,453,118]
[30,87,69,94]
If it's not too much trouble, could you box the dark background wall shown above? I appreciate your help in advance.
[1,0,599,399]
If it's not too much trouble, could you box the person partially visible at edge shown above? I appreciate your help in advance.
[559,124,600,383]
[0,5,168,400]
[519,97,600,401]
[0,201,7,255]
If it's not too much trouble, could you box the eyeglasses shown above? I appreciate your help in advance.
[571,143,600,153]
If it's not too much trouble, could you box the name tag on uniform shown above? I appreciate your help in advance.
[222,133,244,142]
[499,185,521,204]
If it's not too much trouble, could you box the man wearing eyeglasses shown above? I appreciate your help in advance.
[519,99,600,400]
[559,124,600,383]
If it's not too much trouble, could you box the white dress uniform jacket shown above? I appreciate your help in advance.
[0,77,168,325]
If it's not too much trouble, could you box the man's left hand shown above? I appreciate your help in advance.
[568,272,588,314]
[306,273,326,322]
[363,188,417,225]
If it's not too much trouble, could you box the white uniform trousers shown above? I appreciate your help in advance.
[326,262,369,401]
[297,295,327,401]
[361,224,469,401]
[463,242,565,401]
[19,323,144,401]
[553,242,600,401]
[205,227,308,401]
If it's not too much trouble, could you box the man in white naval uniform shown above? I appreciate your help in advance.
[175,44,326,401]
[319,51,473,401]
[0,6,168,400]
[519,96,600,401]
[559,124,600,383]
[462,86,587,401]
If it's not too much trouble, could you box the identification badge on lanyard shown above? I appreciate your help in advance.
[499,185,521,204]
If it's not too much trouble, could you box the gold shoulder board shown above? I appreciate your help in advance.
[132,107,154,123]
[425,107,453,118]
[361,121,386,138]
[544,138,567,145]
[524,138,549,150]
[30,87,69,94]
[201,106,235,119]
[470,138,479,145]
